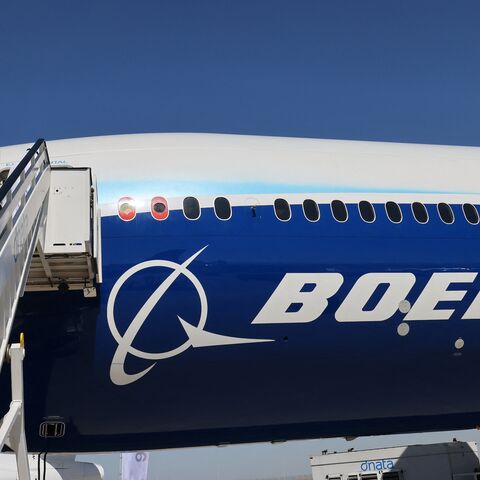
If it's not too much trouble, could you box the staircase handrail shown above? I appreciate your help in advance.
[0,140,49,239]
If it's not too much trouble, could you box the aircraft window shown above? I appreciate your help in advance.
[274,198,291,221]
[214,197,232,220]
[412,202,428,224]
[359,200,375,223]
[302,199,320,222]
[438,202,454,224]
[463,203,479,224]
[118,197,136,222]
[151,196,169,221]
[183,196,201,220]
[331,200,348,222]
[385,201,402,223]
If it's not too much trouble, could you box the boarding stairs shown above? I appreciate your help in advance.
[0,139,101,480]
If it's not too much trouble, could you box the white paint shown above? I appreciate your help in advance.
[397,322,410,336]
[1,134,480,217]
[121,452,149,480]
[107,247,273,386]
[251,273,344,324]
[43,169,92,254]
[310,441,480,480]
[0,454,103,480]
[335,273,416,322]
[178,317,272,347]
[404,272,477,321]
[399,299,411,313]
[462,290,480,319]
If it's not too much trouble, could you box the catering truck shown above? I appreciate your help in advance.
[310,442,480,480]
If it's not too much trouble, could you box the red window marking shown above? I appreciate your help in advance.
[118,196,136,221]
[151,196,169,221]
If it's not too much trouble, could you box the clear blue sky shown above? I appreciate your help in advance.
[3,1,480,478]
[1,0,479,147]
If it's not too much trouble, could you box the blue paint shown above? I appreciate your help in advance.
[361,460,395,471]
[97,179,470,204]
[3,201,480,453]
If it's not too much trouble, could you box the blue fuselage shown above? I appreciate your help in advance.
[3,201,480,452]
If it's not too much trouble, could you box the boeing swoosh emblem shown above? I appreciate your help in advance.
[107,246,274,386]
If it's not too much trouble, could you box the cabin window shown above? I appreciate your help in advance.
[151,196,169,221]
[438,202,454,224]
[331,200,348,222]
[214,197,232,220]
[463,203,479,224]
[303,199,320,222]
[274,198,291,221]
[412,202,428,224]
[385,201,402,223]
[183,196,201,220]
[359,200,375,223]
[118,197,136,221]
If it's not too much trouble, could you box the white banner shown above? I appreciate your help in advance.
[121,452,149,480]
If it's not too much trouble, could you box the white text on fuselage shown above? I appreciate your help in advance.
[252,272,480,323]
[107,246,480,386]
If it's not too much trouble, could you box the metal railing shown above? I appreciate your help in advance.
[0,140,49,241]
[0,140,51,374]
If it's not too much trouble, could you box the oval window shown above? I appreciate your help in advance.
[412,202,428,224]
[385,201,402,223]
[359,201,375,223]
[463,203,479,225]
[151,196,169,221]
[214,197,232,220]
[438,202,454,224]
[118,196,136,221]
[302,199,320,222]
[274,198,291,221]
[331,200,348,222]
[183,197,201,220]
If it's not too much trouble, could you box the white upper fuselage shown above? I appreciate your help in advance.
[1,134,480,215]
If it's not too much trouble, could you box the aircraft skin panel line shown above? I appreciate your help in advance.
[1,133,480,453]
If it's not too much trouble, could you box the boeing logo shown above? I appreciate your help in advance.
[107,246,273,386]
[108,247,480,386]
[252,271,480,324]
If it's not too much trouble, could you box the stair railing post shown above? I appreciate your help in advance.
[8,343,31,480]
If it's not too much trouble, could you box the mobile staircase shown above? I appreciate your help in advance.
[0,139,101,480]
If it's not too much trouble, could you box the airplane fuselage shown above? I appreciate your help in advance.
[1,133,480,453]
